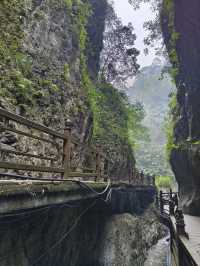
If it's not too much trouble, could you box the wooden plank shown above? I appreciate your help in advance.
[0,108,65,139]
[0,125,57,145]
[0,161,64,173]
[0,162,97,177]
[82,167,96,172]
[0,147,57,161]
[171,216,200,266]
[63,126,72,179]
[0,172,61,181]
[68,172,98,177]
[0,172,98,181]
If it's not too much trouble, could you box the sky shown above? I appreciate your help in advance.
[113,0,156,67]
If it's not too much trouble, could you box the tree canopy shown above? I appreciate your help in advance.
[129,0,164,56]
[99,4,140,85]
[92,83,149,150]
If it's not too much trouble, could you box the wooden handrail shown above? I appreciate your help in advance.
[0,161,64,173]
[0,107,112,181]
[0,162,98,177]
[0,125,57,145]
[0,109,106,155]
[0,147,57,161]
[0,108,65,139]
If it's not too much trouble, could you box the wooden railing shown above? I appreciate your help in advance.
[158,190,183,227]
[0,107,111,181]
[158,190,198,266]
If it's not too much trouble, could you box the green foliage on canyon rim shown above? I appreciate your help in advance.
[164,91,179,160]
[155,175,172,189]
[89,83,148,148]
[0,0,65,112]
[0,0,38,110]
[78,0,146,150]
[163,0,180,81]
[0,0,144,160]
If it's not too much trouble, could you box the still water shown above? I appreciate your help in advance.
[144,235,171,266]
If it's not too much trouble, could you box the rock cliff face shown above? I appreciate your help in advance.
[162,0,200,215]
[0,0,135,180]
[0,186,164,266]
[0,0,91,138]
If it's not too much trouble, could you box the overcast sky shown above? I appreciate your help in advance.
[113,0,156,67]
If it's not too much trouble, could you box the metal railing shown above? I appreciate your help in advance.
[0,107,111,181]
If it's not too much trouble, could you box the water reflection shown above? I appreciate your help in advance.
[144,235,171,266]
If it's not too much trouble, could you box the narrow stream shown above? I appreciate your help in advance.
[144,235,171,266]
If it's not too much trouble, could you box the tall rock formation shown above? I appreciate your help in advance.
[162,0,200,215]
[0,0,135,180]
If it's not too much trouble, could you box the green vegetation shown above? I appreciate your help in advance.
[0,1,40,110]
[164,92,178,159]
[72,0,103,135]
[0,0,91,112]
[163,0,180,81]
[92,84,129,143]
[63,63,70,82]
[155,175,172,189]
[129,62,175,176]
[99,4,139,84]
[72,0,91,53]
[65,0,73,10]
[73,0,146,154]
[129,0,180,82]
[88,83,148,148]
[128,103,150,148]
[0,0,145,166]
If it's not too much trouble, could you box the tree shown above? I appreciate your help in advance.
[127,102,150,148]
[99,4,140,85]
[128,0,165,56]
[128,0,152,10]
[92,83,149,149]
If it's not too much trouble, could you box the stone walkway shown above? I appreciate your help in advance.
[171,214,200,265]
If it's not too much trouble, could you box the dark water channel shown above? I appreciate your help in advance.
[144,235,171,266]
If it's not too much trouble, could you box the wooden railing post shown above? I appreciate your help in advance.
[63,119,73,179]
[160,190,164,214]
[140,171,144,185]
[95,144,103,182]
[170,188,172,200]
[103,159,109,182]
[175,209,186,235]
[169,188,175,215]
[155,191,159,208]
[96,151,101,182]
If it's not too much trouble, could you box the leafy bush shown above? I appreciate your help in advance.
[164,92,178,159]
[65,0,72,10]
[0,1,39,108]
[89,83,149,150]
[156,175,172,189]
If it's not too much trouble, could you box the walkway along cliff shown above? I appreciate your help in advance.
[0,107,162,266]
[0,0,135,182]
[161,0,200,216]
[158,190,200,266]
[2,0,200,265]
[0,1,165,265]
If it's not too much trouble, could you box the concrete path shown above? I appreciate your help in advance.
[171,214,200,265]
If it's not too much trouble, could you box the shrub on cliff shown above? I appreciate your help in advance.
[156,175,172,189]
[91,83,149,150]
